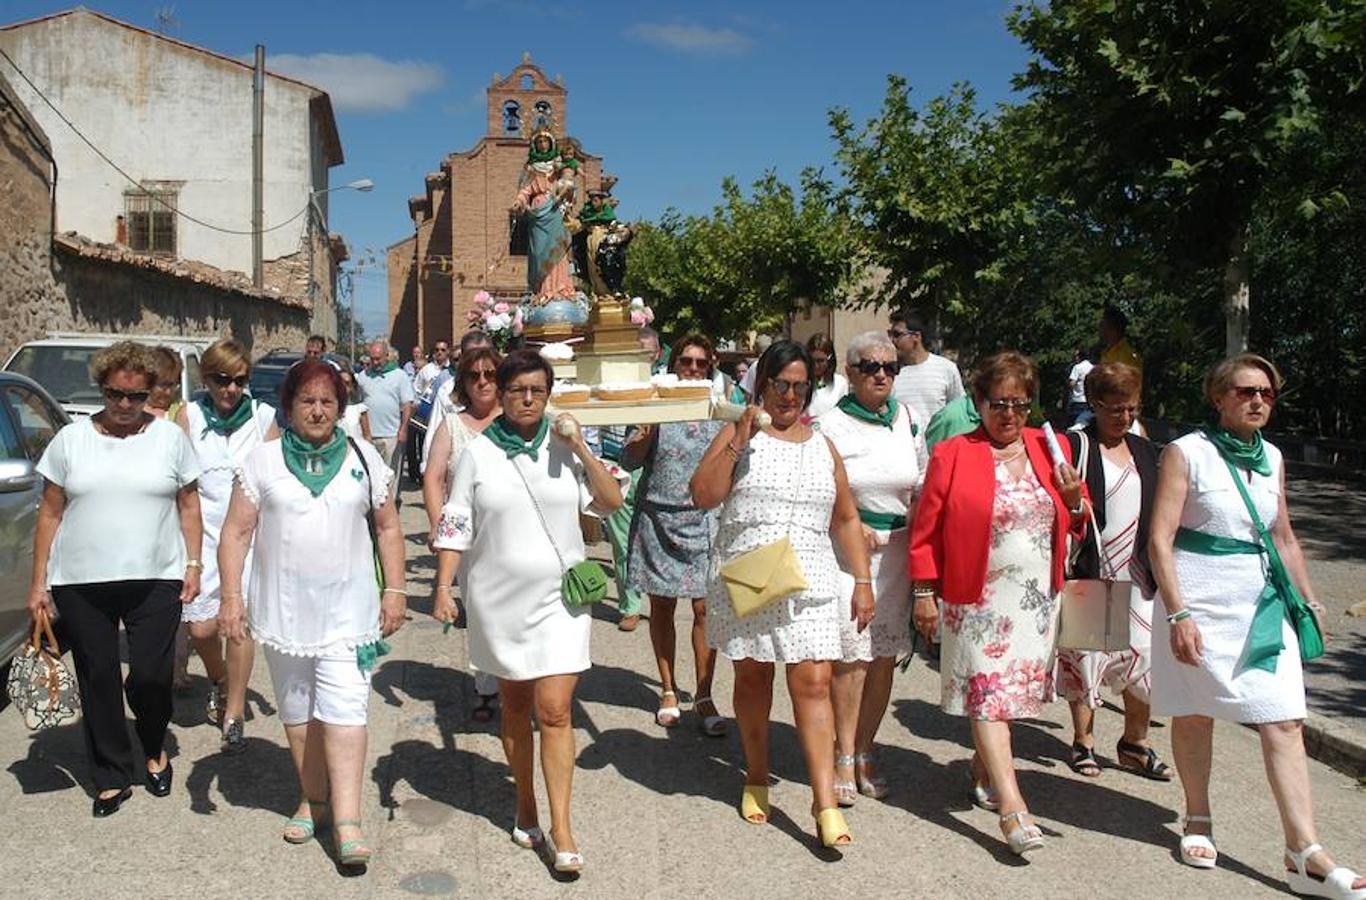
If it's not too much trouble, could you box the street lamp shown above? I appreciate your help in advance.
[308,178,373,358]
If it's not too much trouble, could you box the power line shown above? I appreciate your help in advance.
[0,46,309,237]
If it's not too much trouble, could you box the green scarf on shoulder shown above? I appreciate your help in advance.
[485,415,549,461]
[1205,425,1271,476]
[198,395,253,436]
[281,427,348,497]
[366,361,399,378]
[836,394,899,430]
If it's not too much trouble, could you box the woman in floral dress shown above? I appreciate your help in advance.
[909,352,1087,856]
[622,334,725,733]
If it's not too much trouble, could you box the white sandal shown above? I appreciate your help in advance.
[833,753,858,808]
[510,823,543,849]
[655,691,681,728]
[1179,815,1217,869]
[1286,843,1366,899]
[999,810,1044,855]
[545,833,584,873]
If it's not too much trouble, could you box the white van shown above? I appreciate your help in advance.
[3,333,212,417]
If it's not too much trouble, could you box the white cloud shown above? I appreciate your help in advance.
[266,52,445,113]
[624,22,753,56]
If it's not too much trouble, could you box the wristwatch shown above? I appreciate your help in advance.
[185,559,204,570]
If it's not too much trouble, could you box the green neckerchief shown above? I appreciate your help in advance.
[837,394,899,430]
[356,639,391,673]
[366,361,399,378]
[281,427,348,497]
[859,509,906,531]
[198,395,253,436]
[485,415,549,461]
[1205,425,1271,476]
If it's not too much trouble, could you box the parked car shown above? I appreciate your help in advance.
[248,349,351,409]
[0,372,69,665]
[4,333,210,418]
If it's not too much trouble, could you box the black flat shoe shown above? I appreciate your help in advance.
[145,759,173,797]
[92,787,132,817]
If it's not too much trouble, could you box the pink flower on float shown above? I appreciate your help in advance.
[493,301,510,314]
[630,310,646,326]
[473,290,493,309]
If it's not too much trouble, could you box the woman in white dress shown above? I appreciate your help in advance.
[176,340,278,753]
[421,345,502,721]
[804,332,848,419]
[818,331,927,806]
[218,360,407,865]
[431,350,624,874]
[1149,354,1361,897]
[692,340,873,849]
[1056,363,1172,781]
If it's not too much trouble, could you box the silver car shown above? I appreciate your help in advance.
[0,372,69,663]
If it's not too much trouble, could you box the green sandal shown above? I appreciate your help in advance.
[333,818,372,866]
[282,798,330,844]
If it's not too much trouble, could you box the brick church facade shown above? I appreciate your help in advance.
[387,56,606,351]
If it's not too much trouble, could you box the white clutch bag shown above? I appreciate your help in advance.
[1058,501,1132,653]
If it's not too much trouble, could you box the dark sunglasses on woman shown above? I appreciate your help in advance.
[209,373,250,388]
[855,359,899,377]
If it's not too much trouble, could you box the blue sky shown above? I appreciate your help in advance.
[4,1,1032,335]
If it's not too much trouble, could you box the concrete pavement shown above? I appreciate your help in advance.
[0,487,1361,899]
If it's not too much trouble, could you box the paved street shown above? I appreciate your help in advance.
[0,485,1361,900]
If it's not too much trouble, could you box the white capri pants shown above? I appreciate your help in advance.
[264,646,373,726]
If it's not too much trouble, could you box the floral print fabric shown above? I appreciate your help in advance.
[941,461,1060,721]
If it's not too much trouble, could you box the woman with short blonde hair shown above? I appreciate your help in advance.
[177,338,277,753]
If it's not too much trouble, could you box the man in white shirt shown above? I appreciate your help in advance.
[888,310,964,421]
[1066,346,1096,425]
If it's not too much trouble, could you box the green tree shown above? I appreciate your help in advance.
[625,170,851,342]
[828,79,1037,332]
[1010,0,1365,355]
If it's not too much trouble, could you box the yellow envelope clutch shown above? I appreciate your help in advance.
[719,535,808,618]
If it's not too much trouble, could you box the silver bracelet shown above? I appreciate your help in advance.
[382,587,408,596]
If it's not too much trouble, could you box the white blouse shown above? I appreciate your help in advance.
[38,417,201,586]
[236,438,392,656]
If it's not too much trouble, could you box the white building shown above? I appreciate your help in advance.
[0,7,346,337]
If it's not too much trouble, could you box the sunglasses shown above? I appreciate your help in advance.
[209,373,249,388]
[767,379,811,398]
[676,356,709,370]
[103,387,150,404]
[985,398,1031,414]
[464,368,497,383]
[855,359,899,377]
[1231,385,1276,403]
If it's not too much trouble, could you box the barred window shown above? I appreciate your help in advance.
[124,187,178,255]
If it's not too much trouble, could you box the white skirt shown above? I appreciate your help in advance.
[1151,550,1305,723]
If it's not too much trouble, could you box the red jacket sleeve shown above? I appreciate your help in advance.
[908,439,953,582]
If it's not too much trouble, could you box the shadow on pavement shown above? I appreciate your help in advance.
[1304,631,1366,720]
[7,718,183,800]
[184,737,299,816]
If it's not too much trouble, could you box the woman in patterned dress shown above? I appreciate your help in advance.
[692,340,874,848]
[908,352,1087,856]
[621,334,725,733]
[1056,363,1172,781]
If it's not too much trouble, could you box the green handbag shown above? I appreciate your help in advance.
[510,455,607,608]
[563,560,609,608]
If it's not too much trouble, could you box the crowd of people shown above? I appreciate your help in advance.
[19,319,1364,898]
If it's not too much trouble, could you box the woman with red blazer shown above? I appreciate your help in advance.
[908,352,1088,857]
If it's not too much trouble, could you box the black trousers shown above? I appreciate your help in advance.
[51,580,181,792]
